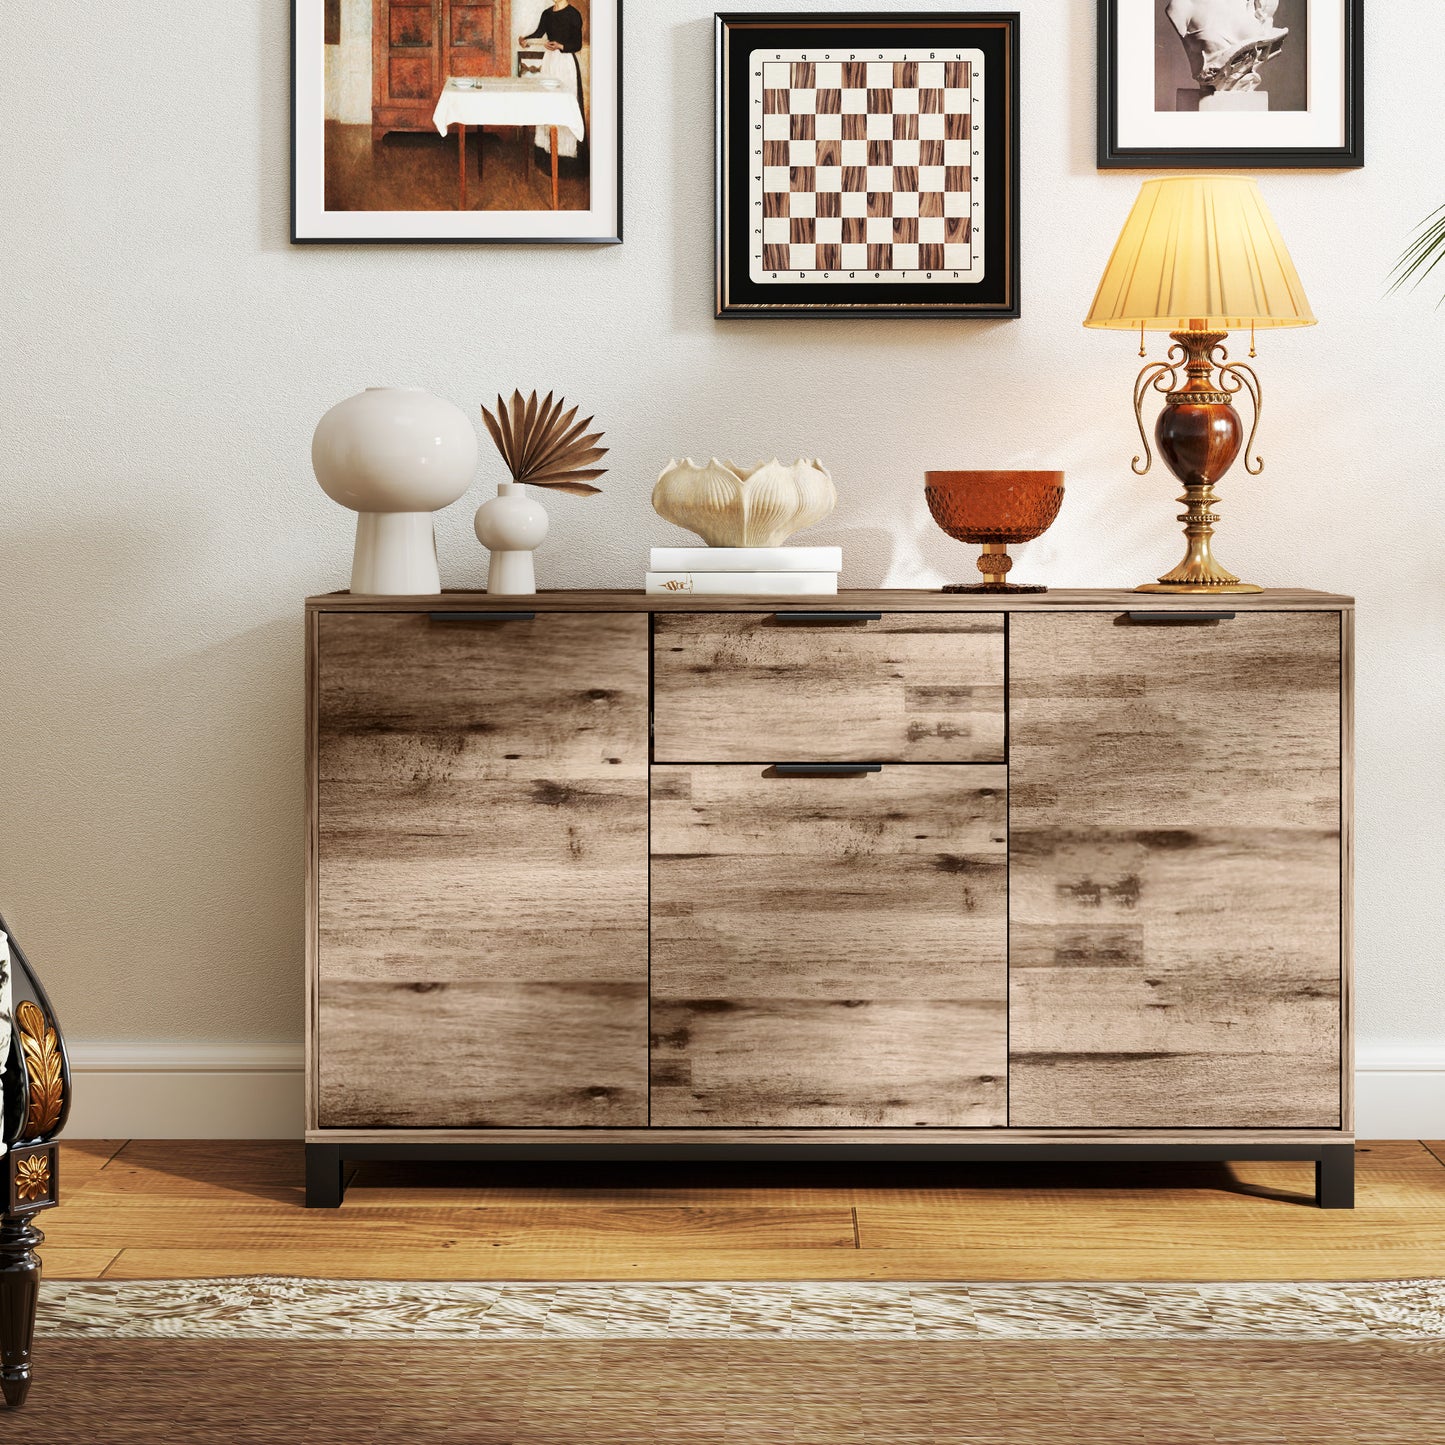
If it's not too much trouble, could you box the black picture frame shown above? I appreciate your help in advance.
[1098,0,1363,170]
[291,0,624,245]
[715,11,1021,319]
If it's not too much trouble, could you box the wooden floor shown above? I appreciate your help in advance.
[41,1140,1445,1282]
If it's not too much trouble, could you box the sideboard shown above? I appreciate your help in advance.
[304,589,1354,1208]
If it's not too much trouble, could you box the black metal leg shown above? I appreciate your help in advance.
[305,1144,346,1209]
[1316,1145,1356,1209]
[0,1217,43,1408]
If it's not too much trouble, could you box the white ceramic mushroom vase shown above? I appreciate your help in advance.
[651,459,836,546]
[312,386,479,595]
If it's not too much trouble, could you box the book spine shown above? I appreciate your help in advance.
[644,572,839,597]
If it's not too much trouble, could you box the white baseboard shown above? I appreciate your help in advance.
[59,1042,1445,1141]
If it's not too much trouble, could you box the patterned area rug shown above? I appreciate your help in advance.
[25,1279,1445,1443]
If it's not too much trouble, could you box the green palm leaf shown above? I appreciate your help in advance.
[1390,205,1445,301]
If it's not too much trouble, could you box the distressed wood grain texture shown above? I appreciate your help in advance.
[652,614,1005,762]
[315,612,649,1129]
[651,765,1008,1126]
[1008,612,1344,1129]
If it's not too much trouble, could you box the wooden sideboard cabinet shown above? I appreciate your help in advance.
[305,590,1354,1208]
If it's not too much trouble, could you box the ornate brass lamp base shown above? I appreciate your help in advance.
[1131,329,1265,595]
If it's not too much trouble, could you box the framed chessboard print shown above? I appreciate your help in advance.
[715,12,1020,318]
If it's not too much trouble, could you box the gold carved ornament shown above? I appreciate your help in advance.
[15,1000,64,1137]
[15,1154,50,1203]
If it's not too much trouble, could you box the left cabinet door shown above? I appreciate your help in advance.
[314,612,650,1129]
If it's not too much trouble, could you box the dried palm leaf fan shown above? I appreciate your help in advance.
[475,390,609,595]
[480,390,608,496]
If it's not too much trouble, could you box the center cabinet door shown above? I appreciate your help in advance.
[651,765,1009,1127]
[315,612,649,1129]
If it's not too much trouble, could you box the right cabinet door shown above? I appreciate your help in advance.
[1008,612,1343,1128]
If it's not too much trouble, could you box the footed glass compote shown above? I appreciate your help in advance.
[924,470,1065,593]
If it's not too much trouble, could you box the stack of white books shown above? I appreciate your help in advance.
[645,547,842,596]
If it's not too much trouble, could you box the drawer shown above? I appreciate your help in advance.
[650,763,1008,1127]
[652,612,1005,763]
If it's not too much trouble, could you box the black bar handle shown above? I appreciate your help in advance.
[1125,611,1236,625]
[770,763,884,776]
[428,611,537,622]
[772,612,883,624]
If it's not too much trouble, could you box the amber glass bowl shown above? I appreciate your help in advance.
[924,470,1065,593]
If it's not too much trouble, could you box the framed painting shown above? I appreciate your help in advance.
[1098,0,1363,168]
[292,0,622,243]
[715,11,1021,319]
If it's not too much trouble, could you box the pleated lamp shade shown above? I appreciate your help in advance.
[1085,176,1315,333]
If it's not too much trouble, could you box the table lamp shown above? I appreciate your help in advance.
[1085,176,1315,594]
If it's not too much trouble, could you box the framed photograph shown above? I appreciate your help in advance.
[1098,0,1363,168]
[292,0,622,243]
[715,11,1021,319]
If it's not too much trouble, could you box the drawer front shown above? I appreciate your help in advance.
[315,611,649,1129]
[651,764,1008,1127]
[1008,611,1343,1129]
[652,613,1005,763]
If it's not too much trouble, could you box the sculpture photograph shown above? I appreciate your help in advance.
[1156,0,1303,112]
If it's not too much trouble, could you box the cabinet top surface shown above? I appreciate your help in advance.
[306,588,1354,612]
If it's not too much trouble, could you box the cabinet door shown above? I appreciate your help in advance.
[444,0,510,81]
[651,765,1008,1127]
[1008,612,1343,1128]
[372,0,441,136]
[315,612,648,1129]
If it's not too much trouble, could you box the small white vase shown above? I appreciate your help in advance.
[474,481,550,595]
[312,386,479,595]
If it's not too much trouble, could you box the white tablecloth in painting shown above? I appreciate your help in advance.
[432,78,585,146]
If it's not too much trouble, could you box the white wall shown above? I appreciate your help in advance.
[4,1,1444,1137]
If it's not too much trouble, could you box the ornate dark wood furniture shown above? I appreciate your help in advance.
[0,914,69,1409]
[304,589,1354,1210]
[372,0,513,143]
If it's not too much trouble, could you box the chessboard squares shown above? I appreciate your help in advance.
[763,112,789,141]
[762,243,788,271]
[816,111,843,141]
[892,88,920,116]
[867,88,894,114]
[919,167,945,195]
[840,190,867,217]
[841,87,866,113]
[867,139,893,167]
[866,192,892,220]
[790,243,816,269]
[865,215,892,243]
[789,137,817,167]
[867,243,892,270]
[816,87,842,114]
[944,241,971,267]
[815,61,843,88]
[918,61,946,88]
[790,88,817,116]
[762,216,789,245]
[815,164,842,192]
[865,61,892,87]
[892,189,919,219]
[944,105,972,138]
[918,215,946,245]
[944,189,971,218]
[791,62,815,87]
[841,243,867,270]
[943,138,971,166]
[842,111,867,141]
[790,165,816,191]
[945,216,972,243]
[919,88,944,114]
[790,113,816,140]
[944,166,971,192]
[892,138,921,167]
[918,189,944,217]
[763,88,789,114]
[920,139,945,167]
[893,166,919,195]
[816,138,841,167]
[817,243,841,270]
[842,61,867,87]
[815,189,842,218]
[892,216,919,244]
[893,61,919,87]
[762,165,789,193]
[841,138,867,166]
[944,60,971,87]
[865,164,893,190]
[866,111,892,140]
[815,215,843,246]
[842,165,867,192]
[893,113,919,140]
[789,190,816,219]
[892,242,919,270]
[762,189,788,219]
[763,139,788,167]
[842,217,866,244]
[790,216,816,244]
[919,243,944,271]
[919,112,945,141]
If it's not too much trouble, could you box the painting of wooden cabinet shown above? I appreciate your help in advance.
[305,592,1354,1210]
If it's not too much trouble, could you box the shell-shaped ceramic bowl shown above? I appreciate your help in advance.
[652,458,836,548]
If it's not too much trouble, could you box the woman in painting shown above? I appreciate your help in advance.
[522,0,587,176]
